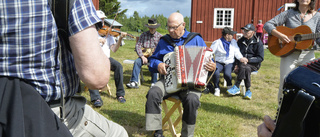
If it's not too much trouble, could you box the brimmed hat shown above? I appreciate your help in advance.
[144,18,161,28]
[222,27,237,35]
[241,23,255,31]
[96,10,106,18]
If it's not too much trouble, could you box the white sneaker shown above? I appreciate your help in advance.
[214,88,220,96]
[227,85,233,89]
[150,83,155,88]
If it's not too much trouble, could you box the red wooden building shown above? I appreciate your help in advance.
[190,0,320,42]
[92,0,99,10]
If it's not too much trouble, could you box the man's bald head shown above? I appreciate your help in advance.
[168,12,184,24]
[167,12,185,39]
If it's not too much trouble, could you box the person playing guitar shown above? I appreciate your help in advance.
[126,18,163,89]
[264,0,320,104]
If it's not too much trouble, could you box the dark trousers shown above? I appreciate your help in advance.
[0,77,72,137]
[256,33,263,42]
[212,62,234,88]
[145,79,201,136]
[235,63,258,89]
[110,57,125,97]
[89,57,125,100]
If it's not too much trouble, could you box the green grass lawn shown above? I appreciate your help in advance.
[80,39,320,137]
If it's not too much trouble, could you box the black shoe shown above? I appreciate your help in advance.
[92,99,103,107]
[154,130,165,137]
[202,82,214,94]
[154,133,165,137]
[117,96,126,103]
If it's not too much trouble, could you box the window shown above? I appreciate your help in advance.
[213,8,234,28]
[285,3,296,11]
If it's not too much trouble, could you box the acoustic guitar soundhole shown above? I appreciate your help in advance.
[294,34,302,42]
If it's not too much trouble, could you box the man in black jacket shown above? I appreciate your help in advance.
[227,23,264,100]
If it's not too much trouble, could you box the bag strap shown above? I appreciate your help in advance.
[160,32,202,47]
[49,0,75,122]
[49,0,75,52]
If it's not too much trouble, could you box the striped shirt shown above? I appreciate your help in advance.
[135,31,162,57]
[0,0,101,101]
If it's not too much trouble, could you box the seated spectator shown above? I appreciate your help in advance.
[206,27,246,96]
[126,18,162,89]
[227,23,264,100]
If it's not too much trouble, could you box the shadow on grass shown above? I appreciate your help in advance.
[102,109,153,137]
[200,100,262,120]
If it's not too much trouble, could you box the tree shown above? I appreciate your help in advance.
[99,0,127,19]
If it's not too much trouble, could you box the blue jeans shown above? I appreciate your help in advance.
[130,57,158,84]
[212,62,234,88]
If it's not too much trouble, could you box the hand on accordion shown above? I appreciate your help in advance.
[158,62,169,75]
[204,60,216,72]
[257,115,275,137]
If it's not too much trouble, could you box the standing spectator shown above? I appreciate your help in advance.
[145,12,216,137]
[89,10,128,107]
[0,0,128,137]
[227,23,264,100]
[256,20,264,41]
[126,18,162,89]
[206,27,246,96]
[264,0,320,101]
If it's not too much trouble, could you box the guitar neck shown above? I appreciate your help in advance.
[301,32,320,41]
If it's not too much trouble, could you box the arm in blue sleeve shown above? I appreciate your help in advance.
[148,42,163,73]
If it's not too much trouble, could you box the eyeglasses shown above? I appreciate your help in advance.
[242,29,250,33]
[167,23,183,30]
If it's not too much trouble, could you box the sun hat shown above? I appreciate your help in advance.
[144,18,161,28]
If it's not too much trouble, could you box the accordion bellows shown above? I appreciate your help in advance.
[164,46,214,93]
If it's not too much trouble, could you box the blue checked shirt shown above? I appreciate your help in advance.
[0,0,101,101]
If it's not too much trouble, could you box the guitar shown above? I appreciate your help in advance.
[268,25,319,57]
[141,47,154,58]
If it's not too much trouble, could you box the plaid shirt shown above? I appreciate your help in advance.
[135,31,162,57]
[0,0,101,101]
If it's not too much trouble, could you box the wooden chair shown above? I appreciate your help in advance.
[84,84,112,96]
[162,96,183,137]
[205,41,213,48]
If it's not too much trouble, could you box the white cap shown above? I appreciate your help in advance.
[96,10,106,18]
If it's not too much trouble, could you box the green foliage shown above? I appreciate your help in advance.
[99,0,190,33]
[99,0,127,18]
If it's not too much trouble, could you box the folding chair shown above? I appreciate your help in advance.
[84,84,112,96]
[162,95,183,137]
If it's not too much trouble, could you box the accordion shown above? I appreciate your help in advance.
[163,46,213,93]
[273,58,320,137]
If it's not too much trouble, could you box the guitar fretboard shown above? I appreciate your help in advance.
[301,33,320,41]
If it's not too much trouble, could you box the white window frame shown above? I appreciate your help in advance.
[213,8,234,28]
[285,3,296,11]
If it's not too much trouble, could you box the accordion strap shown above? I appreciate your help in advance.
[161,32,202,47]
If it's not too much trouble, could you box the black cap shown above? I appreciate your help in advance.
[222,27,237,35]
[241,23,255,31]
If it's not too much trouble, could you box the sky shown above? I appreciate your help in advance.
[118,0,192,18]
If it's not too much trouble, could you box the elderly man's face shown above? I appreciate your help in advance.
[167,21,185,39]
[242,29,254,39]
[149,28,156,34]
